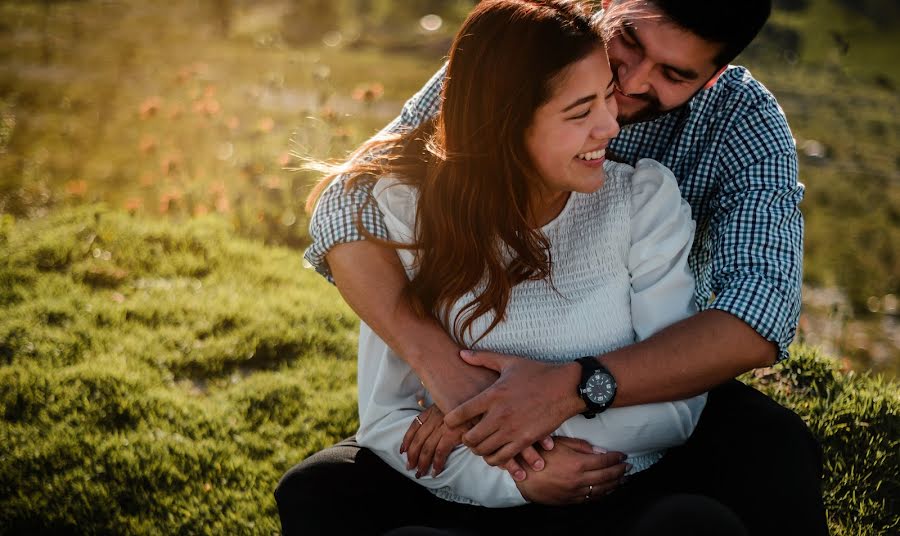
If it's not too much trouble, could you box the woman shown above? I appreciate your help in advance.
[288,0,723,532]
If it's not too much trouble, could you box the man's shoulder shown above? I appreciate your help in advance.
[684,65,792,150]
[700,65,779,111]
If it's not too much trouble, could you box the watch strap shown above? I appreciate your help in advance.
[576,356,610,419]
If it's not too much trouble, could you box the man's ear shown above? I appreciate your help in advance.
[703,66,728,90]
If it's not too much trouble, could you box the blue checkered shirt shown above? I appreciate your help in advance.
[304,64,804,361]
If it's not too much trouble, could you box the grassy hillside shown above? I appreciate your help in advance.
[0,207,360,533]
[1,207,897,534]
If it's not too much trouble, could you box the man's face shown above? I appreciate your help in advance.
[603,2,724,125]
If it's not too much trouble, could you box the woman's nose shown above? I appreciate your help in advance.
[593,114,620,140]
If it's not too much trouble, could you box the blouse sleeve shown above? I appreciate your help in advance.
[628,158,699,341]
[358,180,527,508]
[371,178,420,279]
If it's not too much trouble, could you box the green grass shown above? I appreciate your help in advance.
[0,207,898,534]
[0,206,359,534]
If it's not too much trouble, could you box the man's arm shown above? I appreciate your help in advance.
[306,62,496,414]
[447,309,774,466]
[327,241,497,412]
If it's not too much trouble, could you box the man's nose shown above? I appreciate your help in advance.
[618,59,652,96]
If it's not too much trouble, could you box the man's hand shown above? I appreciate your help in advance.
[515,437,629,505]
[444,350,585,468]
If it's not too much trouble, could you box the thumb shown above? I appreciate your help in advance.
[459,349,504,372]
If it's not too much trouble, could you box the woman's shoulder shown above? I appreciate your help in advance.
[618,158,684,218]
[593,158,682,210]
[372,176,419,236]
[626,158,695,250]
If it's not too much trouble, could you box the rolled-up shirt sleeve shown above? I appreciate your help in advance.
[704,97,804,362]
[303,64,448,282]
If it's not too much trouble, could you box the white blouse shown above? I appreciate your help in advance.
[356,159,707,507]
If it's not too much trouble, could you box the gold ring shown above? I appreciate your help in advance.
[414,416,424,426]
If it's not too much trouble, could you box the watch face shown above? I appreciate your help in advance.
[585,372,614,405]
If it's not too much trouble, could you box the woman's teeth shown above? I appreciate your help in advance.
[577,149,605,161]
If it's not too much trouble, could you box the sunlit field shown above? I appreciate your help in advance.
[1,0,899,533]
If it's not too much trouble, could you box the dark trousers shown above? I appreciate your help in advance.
[275,380,828,535]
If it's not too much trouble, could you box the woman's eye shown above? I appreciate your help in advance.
[570,109,590,120]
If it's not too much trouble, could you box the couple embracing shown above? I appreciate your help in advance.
[277,1,827,534]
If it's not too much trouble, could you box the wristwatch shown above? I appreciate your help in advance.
[575,356,617,419]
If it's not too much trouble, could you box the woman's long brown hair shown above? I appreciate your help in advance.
[306,0,607,343]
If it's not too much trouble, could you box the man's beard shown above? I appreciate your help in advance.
[615,86,665,126]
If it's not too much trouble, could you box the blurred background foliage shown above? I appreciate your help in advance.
[0,0,897,374]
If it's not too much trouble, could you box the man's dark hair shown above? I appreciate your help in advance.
[650,0,772,67]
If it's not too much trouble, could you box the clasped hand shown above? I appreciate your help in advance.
[400,404,554,479]
[402,348,627,503]
[401,407,629,505]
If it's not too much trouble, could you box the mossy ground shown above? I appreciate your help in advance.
[0,207,897,534]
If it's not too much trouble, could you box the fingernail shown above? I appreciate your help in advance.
[625,463,633,471]
[619,453,628,462]
[533,459,544,471]
[400,446,406,454]
[514,470,526,481]
[592,446,608,454]
[460,350,474,357]
[415,471,422,479]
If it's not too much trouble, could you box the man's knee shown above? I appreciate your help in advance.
[750,393,822,470]
[711,382,821,458]
[629,494,748,536]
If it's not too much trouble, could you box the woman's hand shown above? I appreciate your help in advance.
[401,406,556,480]
[515,437,630,505]
[400,405,464,478]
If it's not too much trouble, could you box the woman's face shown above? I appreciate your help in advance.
[525,47,620,199]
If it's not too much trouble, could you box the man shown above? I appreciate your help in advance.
[276,1,827,534]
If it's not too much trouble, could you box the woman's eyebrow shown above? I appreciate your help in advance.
[562,94,596,112]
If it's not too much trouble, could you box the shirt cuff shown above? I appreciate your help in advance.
[705,276,800,363]
[303,180,390,284]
